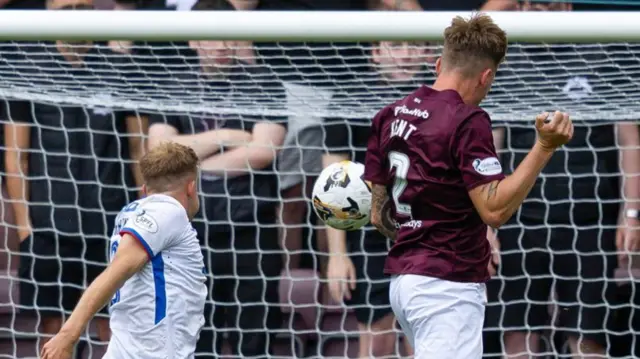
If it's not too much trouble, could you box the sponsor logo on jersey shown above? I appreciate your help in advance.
[400,220,422,229]
[394,105,429,119]
[134,212,159,233]
[472,157,503,176]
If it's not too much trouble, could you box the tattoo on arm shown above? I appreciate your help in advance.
[371,185,397,240]
[484,181,499,201]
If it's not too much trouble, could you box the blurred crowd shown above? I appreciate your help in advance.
[1,0,640,358]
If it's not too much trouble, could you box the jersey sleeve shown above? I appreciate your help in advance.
[363,108,388,185]
[453,111,505,190]
[119,201,186,258]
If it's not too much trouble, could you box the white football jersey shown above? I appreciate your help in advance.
[104,194,207,359]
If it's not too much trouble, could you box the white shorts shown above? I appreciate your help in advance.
[389,274,486,359]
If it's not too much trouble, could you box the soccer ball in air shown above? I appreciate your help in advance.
[312,161,372,231]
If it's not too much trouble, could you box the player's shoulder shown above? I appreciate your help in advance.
[119,195,188,236]
[376,86,424,119]
[451,101,491,134]
[138,194,185,212]
[455,102,490,121]
[135,194,188,223]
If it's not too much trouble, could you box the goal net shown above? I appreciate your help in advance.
[0,10,639,359]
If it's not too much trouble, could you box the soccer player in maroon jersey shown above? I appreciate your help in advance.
[363,14,574,358]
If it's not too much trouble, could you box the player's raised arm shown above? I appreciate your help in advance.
[40,234,149,359]
[467,111,573,228]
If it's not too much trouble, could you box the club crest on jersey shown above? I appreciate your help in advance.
[134,211,159,233]
[472,157,503,176]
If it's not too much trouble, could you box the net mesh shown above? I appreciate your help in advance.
[0,39,638,358]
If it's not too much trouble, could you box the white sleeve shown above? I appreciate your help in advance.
[119,201,185,258]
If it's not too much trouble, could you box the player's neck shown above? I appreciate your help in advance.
[148,190,193,220]
[432,75,478,106]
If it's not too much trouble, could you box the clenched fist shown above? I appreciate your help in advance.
[535,111,574,151]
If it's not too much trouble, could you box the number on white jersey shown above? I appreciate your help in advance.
[388,151,412,217]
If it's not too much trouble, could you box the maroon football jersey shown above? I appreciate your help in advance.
[363,85,504,283]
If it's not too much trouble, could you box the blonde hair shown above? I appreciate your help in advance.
[140,142,199,192]
[442,13,508,75]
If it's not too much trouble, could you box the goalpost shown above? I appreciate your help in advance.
[0,10,639,358]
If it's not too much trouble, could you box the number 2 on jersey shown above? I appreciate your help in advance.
[388,151,412,217]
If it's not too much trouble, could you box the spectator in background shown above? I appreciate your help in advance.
[322,40,430,358]
[231,0,515,271]
[109,0,200,86]
[227,0,366,271]
[228,0,437,271]
[147,1,287,358]
[0,0,47,295]
[569,2,640,357]
[485,1,640,358]
[4,0,147,351]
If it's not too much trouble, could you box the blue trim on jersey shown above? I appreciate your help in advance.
[119,227,166,323]
[151,253,167,324]
[120,228,153,258]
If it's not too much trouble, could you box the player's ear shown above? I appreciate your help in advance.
[141,184,149,198]
[479,67,494,88]
[435,57,442,75]
[186,179,197,197]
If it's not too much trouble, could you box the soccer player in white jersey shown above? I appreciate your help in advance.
[41,142,207,359]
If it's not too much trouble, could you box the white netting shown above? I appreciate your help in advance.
[2,42,640,120]
[0,38,638,359]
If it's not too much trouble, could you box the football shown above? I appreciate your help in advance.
[312,161,372,231]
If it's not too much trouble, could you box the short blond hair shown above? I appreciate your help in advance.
[442,13,508,74]
[140,142,199,192]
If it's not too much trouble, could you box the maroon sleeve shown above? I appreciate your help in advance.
[453,111,505,190]
[363,108,388,185]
